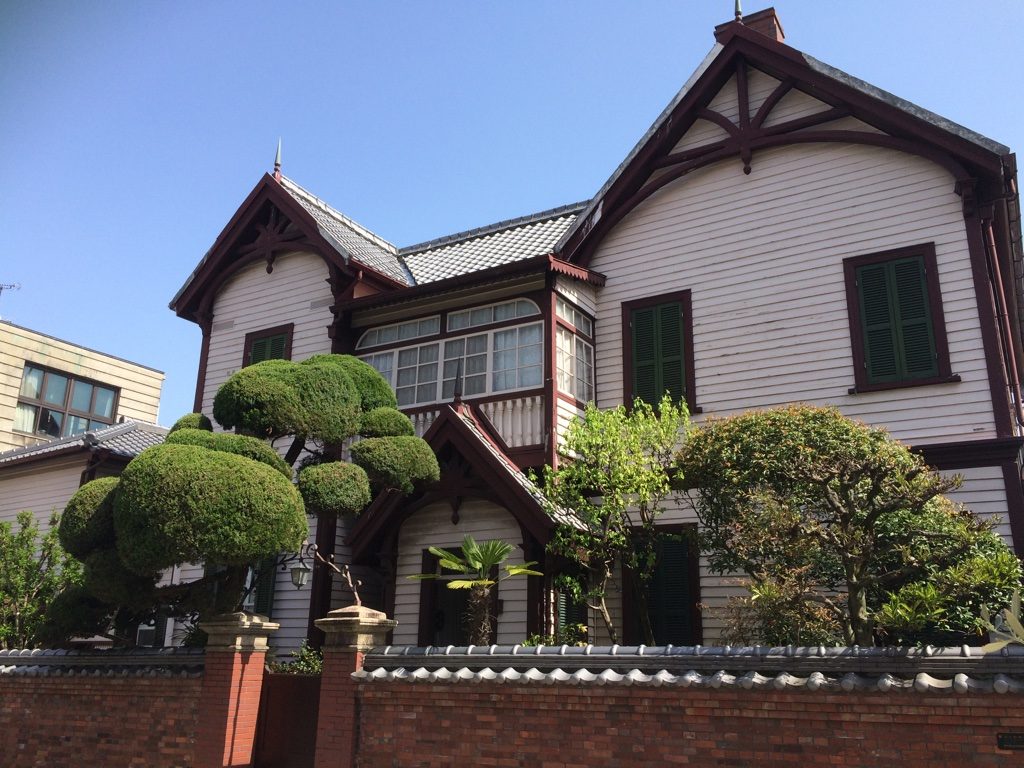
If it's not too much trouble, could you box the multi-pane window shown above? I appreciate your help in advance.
[447,299,539,332]
[555,296,593,337]
[362,321,544,406]
[356,316,440,350]
[556,327,594,402]
[396,345,439,406]
[14,365,118,438]
[243,324,293,366]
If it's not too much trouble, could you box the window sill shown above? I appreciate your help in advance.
[848,374,961,395]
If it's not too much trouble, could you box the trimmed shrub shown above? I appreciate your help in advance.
[213,359,302,437]
[289,359,361,444]
[38,586,111,647]
[350,436,439,494]
[165,428,291,478]
[303,354,397,411]
[59,476,118,558]
[359,407,415,437]
[298,461,371,517]
[113,443,307,574]
[168,413,213,434]
[83,548,157,608]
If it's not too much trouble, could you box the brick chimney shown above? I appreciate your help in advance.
[741,7,785,43]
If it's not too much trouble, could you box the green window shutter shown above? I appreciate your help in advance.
[632,307,659,406]
[631,302,685,406]
[647,537,695,645]
[892,258,937,379]
[253,556,278,618]
[248,333,287,365]
[857,256,936,384]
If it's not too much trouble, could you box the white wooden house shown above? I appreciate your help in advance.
[170,8,1023,651]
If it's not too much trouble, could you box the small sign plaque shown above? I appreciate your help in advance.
[997,733,1024,750]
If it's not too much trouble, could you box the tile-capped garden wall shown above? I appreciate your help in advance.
[350,645,1024,767]
[0,648,204,768]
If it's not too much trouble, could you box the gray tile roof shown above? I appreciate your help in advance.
[0,420,167,466]
[359,643,1024,694]
[278,177,411,285]
[399,202,587,285]
[0,647,204,677]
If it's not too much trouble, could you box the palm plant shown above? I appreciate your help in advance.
[412,536,540,645]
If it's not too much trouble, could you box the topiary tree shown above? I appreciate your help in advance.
[47,354,438,647]
[677,405,1023,646]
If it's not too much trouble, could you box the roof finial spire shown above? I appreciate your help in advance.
[273,138,282,181]
[735,0,743,21]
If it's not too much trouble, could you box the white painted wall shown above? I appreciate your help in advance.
[590,142,992,445]
[201,251,335,418]
[0,456,85,528]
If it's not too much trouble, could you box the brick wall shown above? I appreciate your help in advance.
[0,675,201,767]
[355,683,1024,767]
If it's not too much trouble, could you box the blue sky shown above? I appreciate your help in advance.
[2,1,1022,424]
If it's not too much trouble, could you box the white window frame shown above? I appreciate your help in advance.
[446,298,541,332]
[356,315,441,350]
[556,327,595,403]
[555,295,593,338]
[361,321,544,407]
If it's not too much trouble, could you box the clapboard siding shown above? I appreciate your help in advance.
[762,84,834,127]
[555,397,582,446]
[555,276,597,317]
[201,251,334,420]
[948,465,1014,545]
[0,456,85,527]
[0,323,163,453]
[391,499,528,646]
[590,142,993,445]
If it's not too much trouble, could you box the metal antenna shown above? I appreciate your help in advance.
[735,0,742,21]
[0,282,20,304]
[273,138,282,181]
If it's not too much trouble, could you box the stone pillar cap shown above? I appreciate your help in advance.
[199,612,280,652]
[315,605,397,651]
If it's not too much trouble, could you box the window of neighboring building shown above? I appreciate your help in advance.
[361,321,544,407]
[14,365,119,438]
[843,244,954,392]
[242,323,294,366]
[621,290,696,410]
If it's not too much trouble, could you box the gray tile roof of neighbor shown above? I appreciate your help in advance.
[0,420,167,466]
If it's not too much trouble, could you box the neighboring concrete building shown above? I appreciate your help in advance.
[0,321,164,453]
[170,9,1024,651]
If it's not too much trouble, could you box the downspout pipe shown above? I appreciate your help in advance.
[982,214,1024,430]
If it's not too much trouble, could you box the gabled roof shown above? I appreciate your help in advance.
[347,403,575,561]
[278,177,411,285]
[555,19,1015,263]
[0,420,167,469]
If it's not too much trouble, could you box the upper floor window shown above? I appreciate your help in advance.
[362,322,543,407]
[243,324,293,366]
[555,295,593,338]
[621,290,696,410]
[556,327,594,403]
[447,299,539,332]
[14,365,118,438]
[844,244,954,392]
[356,316,440,350]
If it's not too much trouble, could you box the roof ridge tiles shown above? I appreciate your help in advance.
[399,200,590,257]
[278,176,398,254]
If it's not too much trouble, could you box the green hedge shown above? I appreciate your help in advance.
[298,461,372,517]
[59,476,119,559]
